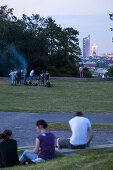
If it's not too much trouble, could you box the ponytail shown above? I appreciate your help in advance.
[0,133,4,139]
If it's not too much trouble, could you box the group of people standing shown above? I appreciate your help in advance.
[9,67,84,86]
[9,69,26,86]
[0,112,93,168]
[29,70,50,86]
[9,69,50,87]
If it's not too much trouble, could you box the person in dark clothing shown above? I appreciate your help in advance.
[0,130,19,168]
[40,71,45,86]
[45,80,51,87]
[45,71,50,83]
[16,71,21,85]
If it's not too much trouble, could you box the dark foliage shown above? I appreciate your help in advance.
[0,5,81,77]
[108,66,113,77]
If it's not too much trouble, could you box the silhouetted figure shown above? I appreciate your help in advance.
[79,67,83,78]
[45,71,50,83]
[0,130,19,168]
[40,71,45,86]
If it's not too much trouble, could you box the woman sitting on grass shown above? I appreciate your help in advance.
[19,120,55,164]
[0,129,19,168]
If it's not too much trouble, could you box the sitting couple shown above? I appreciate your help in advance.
[0,112,93,168]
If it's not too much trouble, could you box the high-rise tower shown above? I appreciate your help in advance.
[92,45,98,56]
[83,35,90,58]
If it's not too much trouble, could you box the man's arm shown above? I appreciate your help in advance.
[86,127,94,147]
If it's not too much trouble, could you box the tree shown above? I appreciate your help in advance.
[83,67,92,78]
[108,66,113,77]
[0,5,81,77]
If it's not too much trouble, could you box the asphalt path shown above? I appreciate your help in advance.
[1,111,113,125]
[1,112,113,147]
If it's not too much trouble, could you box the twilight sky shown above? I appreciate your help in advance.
[1,0,113,55]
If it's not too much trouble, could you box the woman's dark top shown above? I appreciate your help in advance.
[0,138,19,168]
[37,132,55,160]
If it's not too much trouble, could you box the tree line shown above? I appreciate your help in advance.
[0,5,82,77]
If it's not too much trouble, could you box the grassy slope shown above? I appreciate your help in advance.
[0,79,113,113]
[4,148,113,170]
[48,122,113,131]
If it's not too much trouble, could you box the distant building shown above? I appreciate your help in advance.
[92,45,98,57]
[83,35,90,58]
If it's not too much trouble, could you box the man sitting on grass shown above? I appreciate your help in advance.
[19,120,55,164]
[57,111,93,149]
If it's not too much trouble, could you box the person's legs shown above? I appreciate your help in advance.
[80,72,81,78]
[12,78,15,85]
[29,76,33,84]
[14,78,16,85]
[19,151,38,164]
[57,138,71,149]
[11,78,14,85]
[38,80,40,86]
[82,71,83,78]
[42,78,44,85]
[24,75,26,83]
[57,138,86,149]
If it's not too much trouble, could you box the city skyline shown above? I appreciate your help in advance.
[0,0,113,54]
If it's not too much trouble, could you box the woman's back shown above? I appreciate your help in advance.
[0,138,19,168]
[37,132,55,160]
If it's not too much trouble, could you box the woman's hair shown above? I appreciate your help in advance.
[75,111,83,117]
[0,129,12,139]
[0,133,3,139]
[36,120,48,129]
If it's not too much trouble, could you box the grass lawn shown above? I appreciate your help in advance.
[3,148,113,170]
[0,79,113,114]
[48,122,113,131]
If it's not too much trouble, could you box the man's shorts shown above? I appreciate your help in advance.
[29,76,33,80]
[59,139,86,149]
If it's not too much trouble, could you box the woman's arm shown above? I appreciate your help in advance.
[32,138,40,154]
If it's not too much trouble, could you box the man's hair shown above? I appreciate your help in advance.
[75,111,83,117]
[36,120,48,129]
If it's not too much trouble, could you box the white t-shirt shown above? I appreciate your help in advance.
[79,67,83,72]
[30,70,34,76]
[9,71,16,79]
[69,116,91,145]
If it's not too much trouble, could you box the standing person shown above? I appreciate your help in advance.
[9,70,13,85]
[9,70,16,86]
[21,69,24,85]
[19,120,55,164]
[23,69,27,84]
[29,70,34,84]
[0,130,19,168]
[14,70,18,85]
[57,111,93,149]
[79,66,83,78]
[40,71,45,86]
[16,70,21,85]
[45,71,50,83]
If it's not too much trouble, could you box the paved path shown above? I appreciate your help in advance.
[1,111,113,124]
[1,112,113,147]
